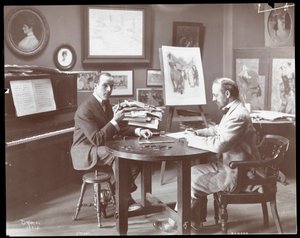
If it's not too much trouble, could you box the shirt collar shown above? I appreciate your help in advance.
[222,99,237,112]
[93,92,104,105]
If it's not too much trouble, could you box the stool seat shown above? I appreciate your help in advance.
[83,172,111,184]
[73,170,115,228]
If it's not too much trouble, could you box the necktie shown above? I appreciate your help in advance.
[101,100,108,112]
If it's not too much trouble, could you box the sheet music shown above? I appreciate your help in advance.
[10,79,56,117]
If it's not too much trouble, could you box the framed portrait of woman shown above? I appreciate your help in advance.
[54,44,77,71]
[4,7,50,57]
[264,7,294,47]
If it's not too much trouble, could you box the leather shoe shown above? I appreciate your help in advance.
[191,221,204,232]
[153,220,177,233]
[128,196,142,212]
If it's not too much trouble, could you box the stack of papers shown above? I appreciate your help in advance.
[117,100,164,130]
[250,110,295,121]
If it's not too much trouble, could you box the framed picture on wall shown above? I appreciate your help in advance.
[101,70,134,96]
[172,21,205,52]
[77,71,100,92]
[146,69,163,87]
[54,44,76,71]
[234,48,295,113]
[136,88,164,107]
[264,7,294,47]
[4,7,50,57]
[82,5,151,65]
[270,58,295,115]
[234,49,269,111]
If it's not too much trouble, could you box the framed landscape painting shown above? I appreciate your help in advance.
[101,70,133,96]
[136,88,164,107]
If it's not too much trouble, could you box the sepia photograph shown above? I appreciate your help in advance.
[4,4,296,237]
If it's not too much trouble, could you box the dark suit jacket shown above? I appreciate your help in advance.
[71,95,135,170]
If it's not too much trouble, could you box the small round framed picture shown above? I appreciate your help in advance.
[54,44,76,70]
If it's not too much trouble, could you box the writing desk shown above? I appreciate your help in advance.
[105,135,212,235]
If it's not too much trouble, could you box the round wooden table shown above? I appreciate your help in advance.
[105,135,213,235]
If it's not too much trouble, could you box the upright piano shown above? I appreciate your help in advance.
[5,67,78,210]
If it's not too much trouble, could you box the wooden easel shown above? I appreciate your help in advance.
[160,105,209,185]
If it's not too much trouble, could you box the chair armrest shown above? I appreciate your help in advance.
[229,158,274,169]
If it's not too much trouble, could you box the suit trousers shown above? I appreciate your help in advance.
[97,146,141,195]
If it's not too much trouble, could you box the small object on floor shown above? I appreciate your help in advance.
[153,220,177,233]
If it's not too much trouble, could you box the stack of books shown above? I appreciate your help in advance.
[117,100,164,130]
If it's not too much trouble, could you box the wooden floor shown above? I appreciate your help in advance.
[6,163,297,236]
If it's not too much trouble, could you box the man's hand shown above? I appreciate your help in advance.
[140,129,153,139]
[113,108,125,123]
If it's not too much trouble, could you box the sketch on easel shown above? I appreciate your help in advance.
[160,45,206,106]
[236,58,266,110]
[271,58,295,114]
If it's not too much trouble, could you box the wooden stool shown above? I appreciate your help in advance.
[73,170,115,228]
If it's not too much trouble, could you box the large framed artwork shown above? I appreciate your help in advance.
[270,58,295,114]
[234,48,294,114]
[264,7,294,47]
[4,7,50,57]
[136,88,164,107]
[82,5,151,65]
[101,70,133,96]
[160,46,206,106]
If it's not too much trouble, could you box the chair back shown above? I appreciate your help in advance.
[257,135,289,181]
[229,134,289,193]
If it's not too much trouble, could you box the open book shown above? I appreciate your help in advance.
[10,79,56,117]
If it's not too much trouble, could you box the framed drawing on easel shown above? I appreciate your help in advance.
[160,45,206,106]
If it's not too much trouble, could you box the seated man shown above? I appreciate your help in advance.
[71,72,153,211]
[153,77,261,232]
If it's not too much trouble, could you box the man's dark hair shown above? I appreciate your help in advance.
[94,72,112,84]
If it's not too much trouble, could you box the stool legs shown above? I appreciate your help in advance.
[73,172,115,228]
[94,183,102,228]
[73,181,87,220]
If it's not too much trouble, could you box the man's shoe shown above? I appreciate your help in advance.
[128,196,142,212]
[153,220,177,233]
[191,221,204,232]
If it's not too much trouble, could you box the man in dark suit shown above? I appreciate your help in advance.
[71,72,153,211]
[153,77,261,232]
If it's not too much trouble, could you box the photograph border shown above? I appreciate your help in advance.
[4,7,50,57]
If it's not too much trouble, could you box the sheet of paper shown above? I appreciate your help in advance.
[10,79,56,117]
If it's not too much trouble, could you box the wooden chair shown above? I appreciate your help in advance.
[213,134,289,234]
[73,170,115,228]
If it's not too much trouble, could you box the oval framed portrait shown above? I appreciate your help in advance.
[4,7,50,57]
[54,44,77,71]
[265,8,294,47]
